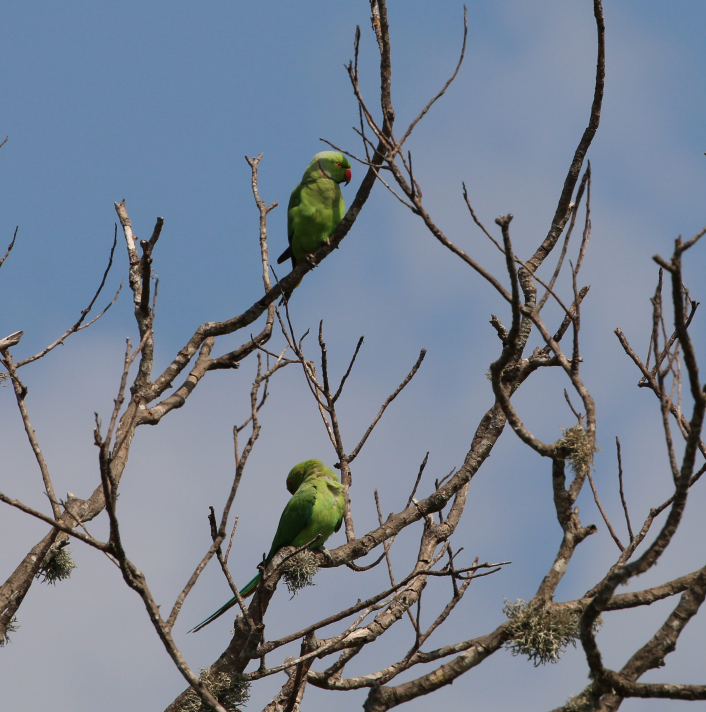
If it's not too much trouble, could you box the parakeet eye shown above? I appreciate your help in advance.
[336,162,342,167]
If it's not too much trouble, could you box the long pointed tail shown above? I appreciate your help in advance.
[188,573,261,633]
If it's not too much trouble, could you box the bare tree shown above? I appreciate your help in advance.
[2,2,706,711]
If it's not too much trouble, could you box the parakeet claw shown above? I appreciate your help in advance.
[279,290,293,307]
[314,546,334,565]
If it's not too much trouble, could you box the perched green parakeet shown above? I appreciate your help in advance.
[189,459,345,633]
[277,151,352,271]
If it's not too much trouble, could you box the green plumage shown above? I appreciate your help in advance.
[277,151,352,271]
[189,460,344,633]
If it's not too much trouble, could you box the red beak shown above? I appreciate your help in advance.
[344,168,352,185]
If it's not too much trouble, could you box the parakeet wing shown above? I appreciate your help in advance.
[277,184,303,265]
[264,480,317,561]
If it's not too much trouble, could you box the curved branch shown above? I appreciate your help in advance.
[526,0,605,274]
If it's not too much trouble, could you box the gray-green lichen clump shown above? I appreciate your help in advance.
[36,547,77,585]
[0,616,19,647]
[504,599,601,667]
[557,424,598,475]
[181,668,250,712]
[281,549,319,596]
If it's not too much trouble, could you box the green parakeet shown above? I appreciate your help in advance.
[189,459,345,633]
[277,151,352,271]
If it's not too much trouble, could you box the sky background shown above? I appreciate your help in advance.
[1,1,706,710]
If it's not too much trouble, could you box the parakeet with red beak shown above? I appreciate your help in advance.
[277,151,352,271]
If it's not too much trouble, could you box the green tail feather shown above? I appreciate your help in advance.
[238,572,262,598]
[188,573,261,633]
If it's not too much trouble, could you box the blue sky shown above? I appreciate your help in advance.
[2,2,706,710]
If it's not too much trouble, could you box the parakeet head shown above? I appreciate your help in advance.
[313,151,352,185]
[286,459,339,493]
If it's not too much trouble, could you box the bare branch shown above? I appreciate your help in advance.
[405,452,428,508]
[574,162,592,275]
[616,437,634,542]
[0,351,62,519]
[349,349,426,462]
[0,330,23,350]
[224,516,239,565]
[0,491,109,551]
[525,0,604,274]
[333,335,365,403]
[563,389,583,421]
[245,153,277,292]
[16,230,121,367]
[392,6,467,156]
[0,226,18,270]
[586,469,624,551]
[676,223,706,254]
[537,166,590,311]
[463,186,504,253]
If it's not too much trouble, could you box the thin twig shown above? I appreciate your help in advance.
[245,153,277,292]
[586,469,624,551]
[333,336,365,403]
[391,6,467,158]
[257,560,509,657]
[16,230,122,367]
[346,552,387,572]
[0,226,18,270]
[406,452,429,508]
[538,166,590,311]
[374,490,399,591]
[676,223,706,254]
[616,437,634,543]
[0,491,110,551]
[224,516,240,565]
[349,349,426,462]
[564,389,583,421]
[574,162,592,275]
[0,352,62,519]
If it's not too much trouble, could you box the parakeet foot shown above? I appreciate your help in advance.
[279,290,293,307]
[314,546,334,566]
